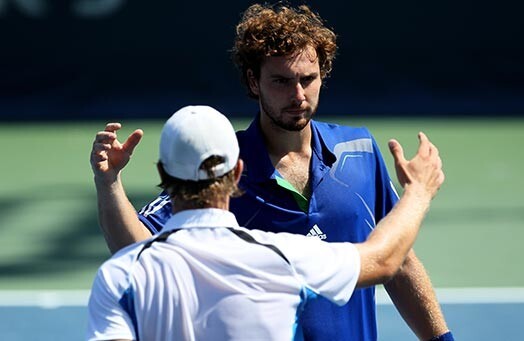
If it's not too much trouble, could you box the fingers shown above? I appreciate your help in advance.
[417,131,442,160]
[91,122,143,164]
[92,141,113,155]
[91,122,143,179]
[122,129,144,155]
[91,123,123,169]
[104,122,122,133]
[417,131,431,157]
[438,169,446,186]
[417,132,445,193]
[91,135,113,168]
[94,123,123,145]
[94,122,122,146]
[417,131,443,171]
[93,131,117,144]
[388,139,406,164]
[390,132,437,162]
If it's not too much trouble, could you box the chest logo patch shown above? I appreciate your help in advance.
[306,224,327,240]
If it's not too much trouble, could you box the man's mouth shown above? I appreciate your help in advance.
[284,108,306,115]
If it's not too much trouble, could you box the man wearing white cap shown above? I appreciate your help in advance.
[87,105,444,341]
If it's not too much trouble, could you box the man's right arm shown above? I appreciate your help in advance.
[95,175,152,254]
[91,123,152,254]
[355,132,444,287]
[87,266,136,341]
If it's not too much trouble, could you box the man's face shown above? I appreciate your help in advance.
[249,46,322,131]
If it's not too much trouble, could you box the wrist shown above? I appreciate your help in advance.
[94,172,121,188]
[402,183,432,204]
[428,331,454,341]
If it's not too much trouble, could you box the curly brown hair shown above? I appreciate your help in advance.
[232,3,337,99]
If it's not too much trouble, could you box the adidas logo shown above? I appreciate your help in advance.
[306,224,327,240]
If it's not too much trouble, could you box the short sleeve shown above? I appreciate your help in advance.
[138,192,172,234]
[255,232,361,306]
[86,268,136,341]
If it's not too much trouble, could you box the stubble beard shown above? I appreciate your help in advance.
[259,92,318,132]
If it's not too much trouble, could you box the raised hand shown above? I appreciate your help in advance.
[388,132,445,200]
[90,123,144,184]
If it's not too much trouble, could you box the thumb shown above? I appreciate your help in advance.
[388,139,406,164]
[122,129,144,155]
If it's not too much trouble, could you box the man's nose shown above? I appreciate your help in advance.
[291,82,306,103]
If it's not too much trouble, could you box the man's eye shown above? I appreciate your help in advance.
[274,78,289,84]
[301,76,315,85]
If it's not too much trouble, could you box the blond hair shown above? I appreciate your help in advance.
[158,156,242,207]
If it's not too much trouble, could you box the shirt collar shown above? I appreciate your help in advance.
[163,208,240,232]
[310,120,337,166]
[237,114,277,182]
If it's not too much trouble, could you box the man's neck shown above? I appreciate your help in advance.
[172,200,229,214]
[260,118,312,159]
[259,116,313,197]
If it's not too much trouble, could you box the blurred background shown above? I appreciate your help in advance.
[1,0,523,121]
[0,1,523,340]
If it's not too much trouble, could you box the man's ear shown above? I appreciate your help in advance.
[233,159,244,184]
[247,69,259,96]
[157,162,169,184]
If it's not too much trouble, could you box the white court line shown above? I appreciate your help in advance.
[0,290,89,308]
[1,288,524,308]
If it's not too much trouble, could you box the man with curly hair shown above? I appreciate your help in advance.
[90,3,454,340]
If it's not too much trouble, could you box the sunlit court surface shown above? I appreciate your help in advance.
[0,118,522,340]
[1,288,524,340]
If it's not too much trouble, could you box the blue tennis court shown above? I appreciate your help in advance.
[1,288,522,340]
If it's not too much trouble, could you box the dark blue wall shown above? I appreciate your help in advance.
[1,0,523,121]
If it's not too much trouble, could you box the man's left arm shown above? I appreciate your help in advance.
[372,134,453,340]
[384,249,453,340]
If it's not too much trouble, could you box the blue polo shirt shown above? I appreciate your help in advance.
[138,117,399,340]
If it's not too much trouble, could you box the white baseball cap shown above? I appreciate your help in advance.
[159,105,239,181]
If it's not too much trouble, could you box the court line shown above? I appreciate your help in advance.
[0,290,89,308]
[1,287,524,308]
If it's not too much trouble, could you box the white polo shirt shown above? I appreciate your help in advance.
[87,208,360,341]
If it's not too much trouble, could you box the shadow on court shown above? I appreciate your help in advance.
[0,187,155,289]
